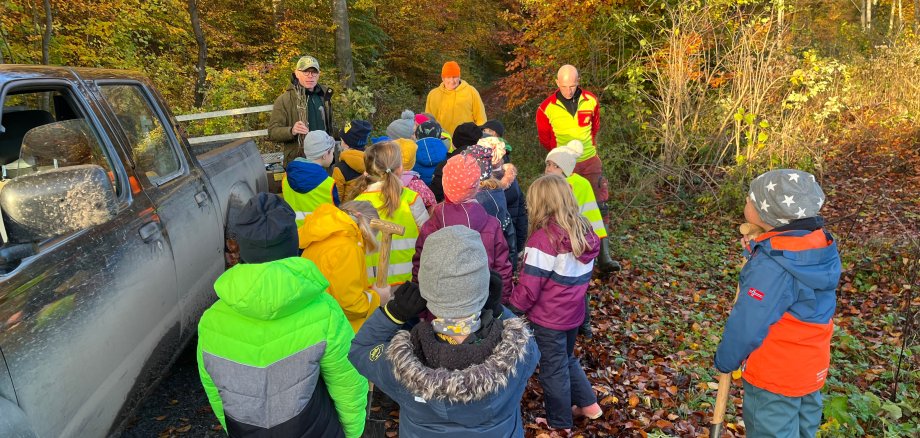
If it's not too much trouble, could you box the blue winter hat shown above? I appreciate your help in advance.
[339,119,372,150]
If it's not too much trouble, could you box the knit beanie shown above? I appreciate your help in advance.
[395,138,418,170]
[464,145,494,182]
[441,61,461,78]
[232,193,299,264]
[748,169,825,227]
[545,140,584,177]
[452,122,483,151]
[414,114,430,125]
[481,119,505,137]
[476,137,506,166]
[415,120,443,140]
[386,110,416,140]
[302,130,335,160]
[339,119,372,150]
[442,154,481,203]
[419,226,489,318]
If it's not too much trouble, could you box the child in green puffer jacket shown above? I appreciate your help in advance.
[197,192,368,438]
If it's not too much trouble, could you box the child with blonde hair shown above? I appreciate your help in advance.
[348,141,429,286]
[299,201,391,333]
[509,174,602,434]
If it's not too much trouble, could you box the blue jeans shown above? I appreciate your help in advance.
[742,379,823,438]
[532,324,597,429]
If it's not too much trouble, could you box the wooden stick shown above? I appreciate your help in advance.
[710,372,732,437]
[369,218,405,288]
[711,222,765,437]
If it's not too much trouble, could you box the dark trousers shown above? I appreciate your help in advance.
[532,324,597,429]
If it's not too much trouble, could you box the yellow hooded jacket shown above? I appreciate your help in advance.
[424,80,487,137]
[299,203,380,333]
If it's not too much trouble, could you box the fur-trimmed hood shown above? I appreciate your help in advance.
[386,317,531,404]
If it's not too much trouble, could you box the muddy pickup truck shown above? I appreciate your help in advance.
[0,65,267,437]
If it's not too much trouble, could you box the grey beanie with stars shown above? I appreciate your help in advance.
[749,169,825,227]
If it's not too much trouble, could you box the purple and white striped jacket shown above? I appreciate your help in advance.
[511,221,599,330]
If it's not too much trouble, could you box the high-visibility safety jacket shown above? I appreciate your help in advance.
[197,257,368,437]
[536,89,600,162]
[283,176,337,226]
[567,173,607,239]
[354,189,422,286]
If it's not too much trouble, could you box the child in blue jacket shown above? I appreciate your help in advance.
[714,169,841,438]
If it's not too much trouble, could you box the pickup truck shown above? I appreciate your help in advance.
[0,65,267,437]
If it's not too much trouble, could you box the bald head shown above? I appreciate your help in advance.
[556,65,580,100]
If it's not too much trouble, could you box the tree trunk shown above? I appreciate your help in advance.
[776,0,785,28]
[868,0,873,30]
[41,0,51,64]
[889,0,897,36]
[915,0,919,33]
[272,0,285,27]
[187,0,208,108]
[332,0,354,89]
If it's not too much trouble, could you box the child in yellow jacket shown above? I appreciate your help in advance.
[299,201,390,332]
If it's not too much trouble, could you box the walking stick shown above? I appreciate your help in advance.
[364,219,405,437]
[711,222,764,438]
[369,218,405,289]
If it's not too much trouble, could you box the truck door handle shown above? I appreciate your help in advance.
[195,191,209,206]
[139,221,162,243]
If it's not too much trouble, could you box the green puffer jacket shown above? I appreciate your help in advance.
[197,257,368,438]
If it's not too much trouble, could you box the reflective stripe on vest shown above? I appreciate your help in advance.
[568,174,607,238]
[282,175,336,227]
[542,93,599,161]
[354,189,421,286]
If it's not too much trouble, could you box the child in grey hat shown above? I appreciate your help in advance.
[281,130,340,225]
[715,169,841,438]
[349,226,540,437]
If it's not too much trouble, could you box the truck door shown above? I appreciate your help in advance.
[95,83,223,336]
[0,82,180,437]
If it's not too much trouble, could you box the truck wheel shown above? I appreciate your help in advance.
[225,235,240,268]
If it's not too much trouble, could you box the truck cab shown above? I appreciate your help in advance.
[0,65,266,437]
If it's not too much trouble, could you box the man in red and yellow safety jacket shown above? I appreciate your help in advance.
[536,64,619,273]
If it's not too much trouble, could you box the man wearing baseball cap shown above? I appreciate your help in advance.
[268,55,337,165]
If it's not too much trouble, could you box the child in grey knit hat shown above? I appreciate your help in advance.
[715,168,841,438]
[386,109,416,140]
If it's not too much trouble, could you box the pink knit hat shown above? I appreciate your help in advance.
[442,154,480,203]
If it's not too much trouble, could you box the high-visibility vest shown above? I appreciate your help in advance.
[354,189,421,286]
[568,173,607,238]
[282,175,336,227]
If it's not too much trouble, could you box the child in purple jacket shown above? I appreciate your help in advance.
[509,174,602,434]
[412,153,513,301]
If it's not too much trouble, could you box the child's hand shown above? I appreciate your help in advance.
[372,284,392,304]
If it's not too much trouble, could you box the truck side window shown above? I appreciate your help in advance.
[98,85,181,184]
[1,89,118,194]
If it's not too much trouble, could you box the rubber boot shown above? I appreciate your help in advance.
[596,237,621,274]
[596,201,621,274]
[578,293,593,339]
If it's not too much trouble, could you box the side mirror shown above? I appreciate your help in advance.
[0,164,117,243]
